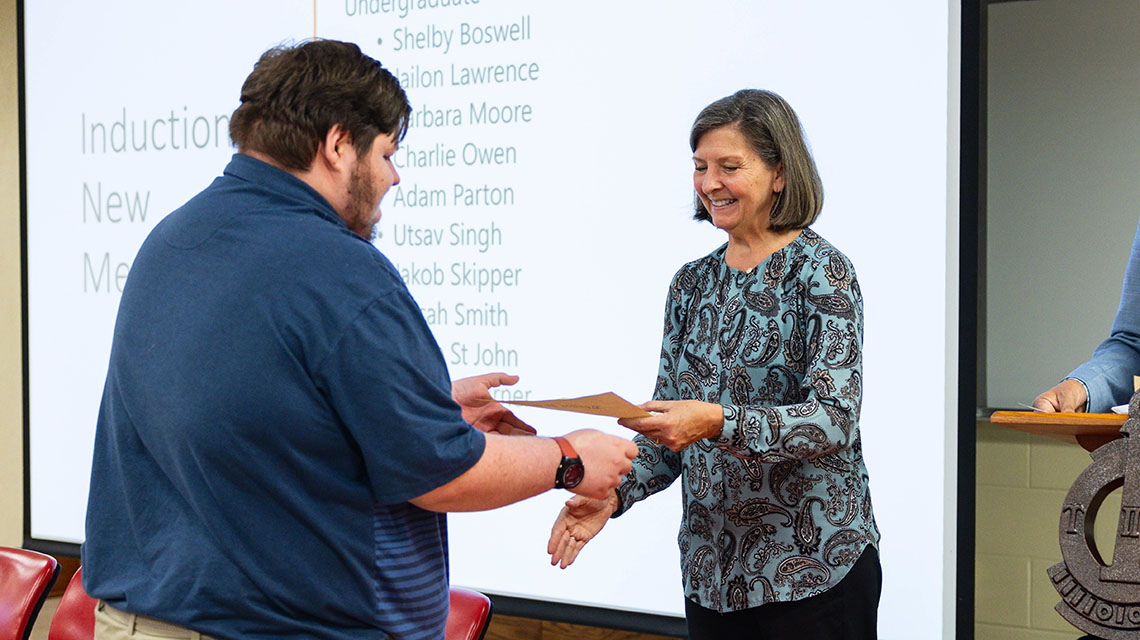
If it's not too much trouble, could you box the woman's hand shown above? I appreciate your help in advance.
[451,373,537,435]
[617,400,724,451]
[547,491,619,569]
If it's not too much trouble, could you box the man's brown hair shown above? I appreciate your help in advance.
[230,40,410,170]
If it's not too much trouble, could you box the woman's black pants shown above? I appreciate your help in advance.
[685,545,882,640]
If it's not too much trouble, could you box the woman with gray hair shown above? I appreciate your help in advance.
[548,90,882,639]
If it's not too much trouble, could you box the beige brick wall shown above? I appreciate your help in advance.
[975,419,1121,639]
[0,0,23,549]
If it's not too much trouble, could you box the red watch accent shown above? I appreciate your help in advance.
[555,436,578,459]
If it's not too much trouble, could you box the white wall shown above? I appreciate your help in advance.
[986,0,1140,408]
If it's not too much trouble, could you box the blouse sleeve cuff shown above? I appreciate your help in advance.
[714,404,745,452]
[611,484,631,519]
[610,434,681,518]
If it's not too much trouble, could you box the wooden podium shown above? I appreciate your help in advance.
[990,411,1125,452]
[991,406,1139,638]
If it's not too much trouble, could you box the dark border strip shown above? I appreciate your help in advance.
[26,539,81,560]
[18,0,33,551]
[958,0,985,637]
[489,594,687,637]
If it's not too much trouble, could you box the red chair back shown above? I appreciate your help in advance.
[47,568,97,640]
[0,547,59,640]
[446,587,492,640]
[39,567,487,640]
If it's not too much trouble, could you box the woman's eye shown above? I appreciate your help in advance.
[723,166,738,172]
[694,166,707,173]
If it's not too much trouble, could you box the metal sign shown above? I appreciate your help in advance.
[1051,392,1140,638]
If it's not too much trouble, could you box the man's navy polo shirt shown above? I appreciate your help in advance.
[83,154,485,640]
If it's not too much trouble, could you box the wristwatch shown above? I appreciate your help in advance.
[553,436,584,489]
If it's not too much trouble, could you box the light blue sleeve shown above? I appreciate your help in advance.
[715,253,863,459]
[1069,218,1140,412]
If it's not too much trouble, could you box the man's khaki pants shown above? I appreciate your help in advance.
[94,601,215,640]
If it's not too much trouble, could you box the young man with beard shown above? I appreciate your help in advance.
[82,40,637,640]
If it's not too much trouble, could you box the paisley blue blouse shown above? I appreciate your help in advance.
[615,228,880,612]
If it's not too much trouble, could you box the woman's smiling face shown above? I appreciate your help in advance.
[692,125,784,236]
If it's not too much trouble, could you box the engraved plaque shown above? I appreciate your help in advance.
[1051,390,1140,638]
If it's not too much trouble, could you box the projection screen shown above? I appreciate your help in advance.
[22,1,957,636]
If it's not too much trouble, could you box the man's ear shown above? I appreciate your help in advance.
[316,124,355,174]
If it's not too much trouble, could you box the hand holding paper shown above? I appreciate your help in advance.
[503,393,725,452]
[617,400,725,452]
[452,373,537,435]
[501,392,651,419]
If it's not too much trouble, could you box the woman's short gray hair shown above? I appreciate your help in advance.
[690,89,823,231]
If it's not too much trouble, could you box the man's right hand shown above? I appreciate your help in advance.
[1032,378,1089,413]
[562,430,638,500]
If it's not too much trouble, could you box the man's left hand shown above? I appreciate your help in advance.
[452,373,537,435]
